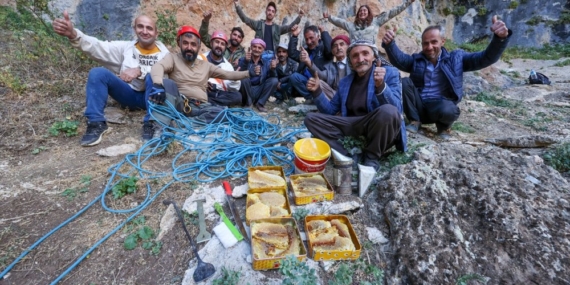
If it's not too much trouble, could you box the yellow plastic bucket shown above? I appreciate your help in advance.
[293,138,331,173]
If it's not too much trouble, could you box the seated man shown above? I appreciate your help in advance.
[197,30,242,107]
[199,11,246,69]
[237,39,279,113]
[308,34,351,100]
[147,26,249,127]
[288,25,333,104]
[274,42,298,104]
[382,16,511,139]
[304,40,407,171]
[52,11,169,145]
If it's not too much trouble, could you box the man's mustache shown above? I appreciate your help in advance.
[355,61,369,68]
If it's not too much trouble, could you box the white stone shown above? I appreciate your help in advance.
[287,104,318,114]
[96,144,137,157]
[157,204,177,241]
[183,185,227,217]
[525,175,541,185]
[358,164,376,197]
[366,227,389,244]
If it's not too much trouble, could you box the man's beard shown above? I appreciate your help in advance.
[212,47,224,57]
[183,50,198,62]
[230,39,239,47]
[278,56,286,62]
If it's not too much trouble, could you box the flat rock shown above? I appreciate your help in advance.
[182,185,227,217]
[291,198,363,215]
[157,204,176,241]
[96,144,137,157]
[104,106,126,124]
[287,104,318,114]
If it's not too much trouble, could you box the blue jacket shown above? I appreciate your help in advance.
[382,33,511,103]
[237,56,277,85]
[313,65,407,152]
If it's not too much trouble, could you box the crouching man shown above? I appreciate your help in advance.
[304,40,407,171]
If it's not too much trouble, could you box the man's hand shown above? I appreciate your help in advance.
[291,24,301,37]
[307,69,320,92]
[270,57,278,70]
[277,82,281,90]
[318,25,325,33]
[52,10,77,40]
[382,26,397,45]
[203,11,212,22]
[300,46,311,66]
[149,84,166,104]
[233,59,239,68]
[245,47,251,62]
[254,65,261,76]
[373,60,386,89]
[490,15,509,38]
[119,67,141,83]
[299,8,304,17]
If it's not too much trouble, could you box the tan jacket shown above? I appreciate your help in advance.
[150,53,249,102]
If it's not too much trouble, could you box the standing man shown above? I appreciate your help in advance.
[198,31,243,107]
[234,0,303,57]
[199,11,246,69]
[308,34,351,99]
[274,42,298,104]
[147,26,249,126]
[382,16,512,139]
[52,12,169,146]
[238,39,279,113]
[304,40,407,171]
[288,25,333,104]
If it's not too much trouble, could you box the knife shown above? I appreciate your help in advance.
[222,181,249,243]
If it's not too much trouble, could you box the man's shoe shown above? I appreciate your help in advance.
[80,121,109,146]
[437,128,452,140]
[303,98,314,105]
[406,121,421,133]
[142,121,155,141]
[256,103,267,113]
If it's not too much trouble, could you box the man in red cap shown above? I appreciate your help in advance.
[307,34,351,99]
[147,26,249,130]
[197,30,243,107]
[199,11,246,70]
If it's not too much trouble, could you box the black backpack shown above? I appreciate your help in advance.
[528,72,551,85]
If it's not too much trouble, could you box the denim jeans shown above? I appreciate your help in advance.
[84,67,152,122]
[289,73,310,99]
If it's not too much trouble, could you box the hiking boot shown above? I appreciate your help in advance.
[256,103,267,113]
[406,121,421,133]
[80,121,109,146]
[142,121,156,141]
[437,128,452,141]
[362,152,380,172]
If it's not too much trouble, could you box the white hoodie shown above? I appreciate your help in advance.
[198,51,241,92]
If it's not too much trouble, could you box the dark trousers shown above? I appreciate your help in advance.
[402,77,460,132]
[304,105,401,159]
[207,90,242,107]
[240,77,278,106]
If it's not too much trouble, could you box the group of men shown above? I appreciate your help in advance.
[52,2,512,171]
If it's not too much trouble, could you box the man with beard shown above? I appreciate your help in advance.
[304,40,407,171]
[234,0,303,57]
[147,26,249,127]
[198,30,243,107]
[52,12,169,146]
[382,16,511,140]
[237,38,279,113]
[307,35,351,100]
[288,25,333,104]
[199,11,245,69]
[273,42,298,105]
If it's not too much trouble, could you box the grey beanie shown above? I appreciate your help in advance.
[347,39,392,69]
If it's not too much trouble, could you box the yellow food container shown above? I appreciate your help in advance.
[251,217,307,270]
[246,187,291,225]
[304,215,361,261]
[289,172,334,205]
[247,166,287,192]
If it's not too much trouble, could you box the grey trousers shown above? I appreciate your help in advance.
[240,77,278,106]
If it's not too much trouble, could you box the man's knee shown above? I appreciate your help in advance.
[440,102,461,120]
[87,67,112,81]
[304,112,319,128]
[290,73,305,83]
[374,105,400,120]
[266,77,278,86]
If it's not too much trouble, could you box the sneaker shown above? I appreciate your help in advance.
[142,121,156,141]
[362,153,380,172]
[256,103,267,113]
[437,128,452,140]
[406,121,421,133]
[80,121,109,146]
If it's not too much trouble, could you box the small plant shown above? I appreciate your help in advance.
[293,208,310,221]
[155,9,179,47]
[380,144,425,170]
[457,273,486,285]
[339,136,366,155]
[48,120,79,137]
[453,6,466,16]
[112,176,139,199]
[31,146,47,155]
[526,16,543,26]
[477,6,487,16]
[330,263,352,285]
[124,225,155,250]
[60,175,92,200]
[61,188,78,201]
[212,266,241,285]
[279,255,318,285]
[472,92,517,108]
[543,142,570,173]
[554,59,570,67]
[452,122,476,133]
[509,1,519,9]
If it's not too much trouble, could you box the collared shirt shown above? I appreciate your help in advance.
[419,53,452,102]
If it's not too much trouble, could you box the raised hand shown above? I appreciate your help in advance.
[245,47,251,62]
[306,69,320,92]
[52,10,77,39]
[291,24,301,37]
[318,25,325,33]
[490,15,509,38]
[270,57,278,69]
[203,11,212,22]
[300,46,311,66]
[382,26,397,45]
[373,60,386,88]
[299,8,304,17]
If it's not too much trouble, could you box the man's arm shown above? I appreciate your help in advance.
[278,9,303,34]
[235,2,258,30]
[462,16,512,71]
[210,63,250,80]
[287,27,301,62]
[320,30,333,61]
[382,41,414,73]
[199,12,213,49]
[375,66,402,113]
[374,0,415,27]
[150,54,175,85]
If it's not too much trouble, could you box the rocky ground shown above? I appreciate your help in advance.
[1,31,570,285]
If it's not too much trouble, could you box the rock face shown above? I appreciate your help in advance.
[379,144,570,284]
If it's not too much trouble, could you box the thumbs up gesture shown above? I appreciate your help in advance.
[300,46,311,66]
[373,60,386,88]
[306,68,320,92]
[270,56,278,69]
[382,26,398,45]
[245,47,252,62]
[490,15,509,38]
[52,10,77,39]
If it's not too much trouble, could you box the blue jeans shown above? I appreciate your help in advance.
[84,67,152,122]
[289,73,310,99]
[274,82,292,100]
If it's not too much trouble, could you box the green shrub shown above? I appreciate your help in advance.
[49,120,79,137]
[509,1,519,9]
[452,122,476,133]
[526,16,543,26]
[212,267,241,285]
[543,143,570,172]
[472,92,517,108]
[279,255,318,285]
[454,6,466,16]
[155,9,179,47]
[477,6,487,16]
[112,176,139,199]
